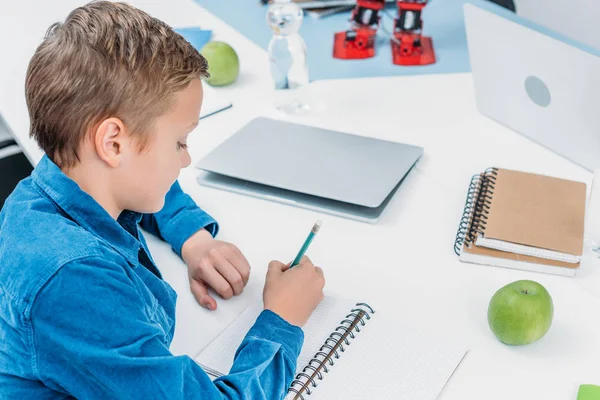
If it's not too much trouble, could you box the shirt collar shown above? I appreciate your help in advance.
[32,155,142,266]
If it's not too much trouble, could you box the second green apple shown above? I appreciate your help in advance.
[488,280,554,346]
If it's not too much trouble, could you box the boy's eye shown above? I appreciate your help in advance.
[177,142,188,150]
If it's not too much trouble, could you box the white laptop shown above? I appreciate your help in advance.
[465,0,600,171]
[516,0,600,51]
[195,117,423,223]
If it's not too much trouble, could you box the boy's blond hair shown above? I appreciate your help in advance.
[25,1,209,168]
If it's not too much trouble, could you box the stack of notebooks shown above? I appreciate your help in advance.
[454,168,587,277]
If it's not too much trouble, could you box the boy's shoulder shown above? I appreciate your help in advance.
[0,177,121,314]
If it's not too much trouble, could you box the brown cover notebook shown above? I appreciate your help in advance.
[454,168,586,276]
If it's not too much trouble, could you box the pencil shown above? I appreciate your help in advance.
[290,220,322,268]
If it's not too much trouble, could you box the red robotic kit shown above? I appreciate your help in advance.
[333,0,436,66]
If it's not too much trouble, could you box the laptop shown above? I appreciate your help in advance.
[195,117,423,223]
[516,0,600,51]
[464,0,600,171]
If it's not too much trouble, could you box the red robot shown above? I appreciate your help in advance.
[333,0,436,66]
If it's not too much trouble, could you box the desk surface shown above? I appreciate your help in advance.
[194,0,471,81]
[1,1,600,399]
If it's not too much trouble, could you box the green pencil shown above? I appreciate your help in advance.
[290,220,322,268]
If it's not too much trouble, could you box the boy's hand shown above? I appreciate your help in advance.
[181,230,251,310]
[263,256,325,327]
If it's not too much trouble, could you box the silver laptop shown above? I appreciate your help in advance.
[465,0,600,171]
[516,0,600,51]
[195,117,423,223]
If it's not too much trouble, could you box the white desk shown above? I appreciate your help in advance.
[2,1,600,399]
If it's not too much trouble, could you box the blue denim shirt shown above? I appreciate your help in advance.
[0,155,304,399]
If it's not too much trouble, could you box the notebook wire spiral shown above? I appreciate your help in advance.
[454,168,498,255]
[287,303,375,400]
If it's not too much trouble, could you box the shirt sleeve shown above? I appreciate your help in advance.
[30,257,303,400]
[139,181,219,256]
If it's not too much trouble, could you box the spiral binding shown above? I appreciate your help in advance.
[287,303,375,400]
[454,168,499,256]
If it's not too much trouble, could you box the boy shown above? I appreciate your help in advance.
[0,2,325,398]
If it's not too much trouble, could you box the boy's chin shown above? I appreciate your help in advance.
[134,198,166,214]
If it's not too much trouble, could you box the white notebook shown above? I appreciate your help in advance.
[195,294,467,400]
[475,236,580,264]
[200,85,232,120]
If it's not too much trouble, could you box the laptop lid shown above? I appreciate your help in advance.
[195,117,423,209]
[465,0,600,171]
[516,0,600,51]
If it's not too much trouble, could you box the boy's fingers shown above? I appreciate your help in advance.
[190,279,217,311]
[193,259,233,299]
[211,250,244,296]
[315,266,324,278]
[224,246,251,286]
[267,260,286,279]
[281,261,291,272]
[300,255,312,265]
[291,256,314,272]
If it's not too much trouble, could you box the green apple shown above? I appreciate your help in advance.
[200,41,240,87]
[488,280,553,345]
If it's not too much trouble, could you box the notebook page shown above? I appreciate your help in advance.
[476,236,580,263]
[299,312,468,400]
[195,294,357,376]
[460,247,578,277]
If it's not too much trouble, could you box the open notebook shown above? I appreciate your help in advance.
[195,294,467,399]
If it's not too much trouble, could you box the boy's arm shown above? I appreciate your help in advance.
[139,181,251,311]
[139,181,218,256]
[31,257,303,400]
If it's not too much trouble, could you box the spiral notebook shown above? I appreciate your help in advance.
[195,294,467,399]
[454,168,586,277]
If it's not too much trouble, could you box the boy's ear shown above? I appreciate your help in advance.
[93,117,127,168]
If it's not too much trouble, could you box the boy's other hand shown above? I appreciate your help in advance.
[263,256,325,327]
[181,230,251,310]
